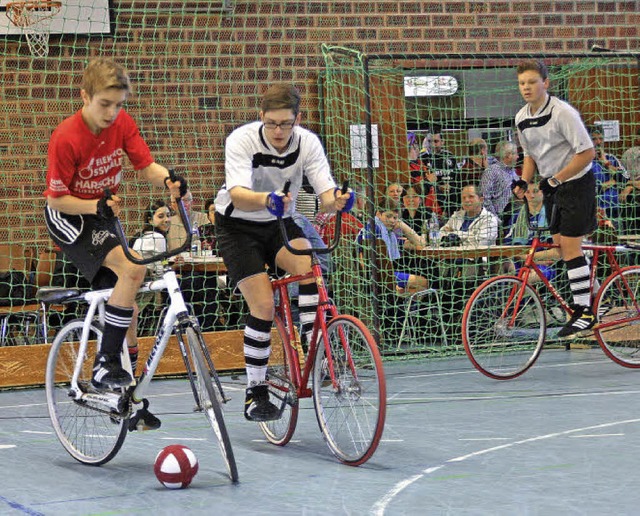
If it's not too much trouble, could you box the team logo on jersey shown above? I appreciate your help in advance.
[92,229,112,246]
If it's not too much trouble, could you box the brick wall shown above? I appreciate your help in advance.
[0,0,638,247]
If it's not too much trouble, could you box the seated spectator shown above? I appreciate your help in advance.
[314,183,365,245]
[129,199,171,337]
[199,198,217,253]
[480,141,520,228]
[385,182,404,209]
[166,191,209,252]
[130,200,172,278]
[591,126,628,222]
[620,127,640,233]
[503,183,557,283]
[459,138,489,186]
[401,184,433,234]
[439,184,498,247]
[357,198,428,294]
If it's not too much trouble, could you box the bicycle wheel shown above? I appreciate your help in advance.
[595,267,640,368]
[186,327,238,482]
[45,319,128,465]
[312,314,386,466]
[462,276,546,380]
[259,315,299,446]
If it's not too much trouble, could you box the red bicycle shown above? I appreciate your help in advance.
[256,209,386,466]
[462,205,640,379]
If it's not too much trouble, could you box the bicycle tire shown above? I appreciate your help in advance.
[594,267,640,368]
[187,327,238,483]
[259,315,299,446]
[312,314,386,466]
[462,276,546,380]
[45,319,128,465]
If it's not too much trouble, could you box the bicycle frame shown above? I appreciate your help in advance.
[516,236,631,318]
[66,264,193,410]
[271,257,342,398]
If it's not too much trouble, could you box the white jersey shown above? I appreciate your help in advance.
[516,95,593,181]
[214,121,337,222]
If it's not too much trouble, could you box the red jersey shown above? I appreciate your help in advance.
[44,109,153,199]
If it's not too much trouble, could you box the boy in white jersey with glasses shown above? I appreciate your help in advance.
[512,59,597,337]
[213,84,354,421]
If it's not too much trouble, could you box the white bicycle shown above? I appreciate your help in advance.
[41,187,238,482]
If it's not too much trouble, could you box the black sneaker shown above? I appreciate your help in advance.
[244,384,279,422]
[557,305,596,338]
[91,353,133,391]
[597,297,612,319]
[128,399,161,431]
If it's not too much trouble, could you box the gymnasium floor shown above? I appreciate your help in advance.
[2,346,640,515]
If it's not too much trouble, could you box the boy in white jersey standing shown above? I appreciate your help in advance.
[213,84,354,421]
[512,59,597,337]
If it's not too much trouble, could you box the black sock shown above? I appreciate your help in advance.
[100,305,134,356]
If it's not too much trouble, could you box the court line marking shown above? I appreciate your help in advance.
[0,444,17,449]
[371,417,640,516]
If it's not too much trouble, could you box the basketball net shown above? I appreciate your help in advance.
[5,1,62,58]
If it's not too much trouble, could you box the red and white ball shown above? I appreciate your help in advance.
[154,444,199,489]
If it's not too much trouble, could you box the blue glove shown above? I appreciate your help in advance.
[335,187,356,213]
[266,190,286,217]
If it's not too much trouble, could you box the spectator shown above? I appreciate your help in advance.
[620,128,640,233]
[357,198,428,294]
[459,138,489,186]
[385,182,404,208]
[314,182,365,245]
[198,198,217,253]
[420,131,459,216]
[440,184,499,247]
[480,140,520,226]
[166,191,209,252]
[130,199,171,278]
[504,183,558,284]
[401,184,433,235]
[409,132,439,213]
[590,127,628,222]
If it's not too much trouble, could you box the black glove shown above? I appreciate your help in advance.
[96,193,115,220]
[165,174,188,198]
[539,177,557,198]
[511,179,528,194]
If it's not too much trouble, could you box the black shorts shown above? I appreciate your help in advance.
[545,170,597,238]
[44,206,119,289]
[214,213,306,289]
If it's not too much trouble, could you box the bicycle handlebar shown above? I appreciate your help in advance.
[107,168,193,265]
[277,180,348,256]
[523,197,557,233]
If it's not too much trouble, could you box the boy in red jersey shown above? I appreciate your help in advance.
[44,58,187,425]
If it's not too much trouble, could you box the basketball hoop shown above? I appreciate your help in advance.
[5,1,62,58]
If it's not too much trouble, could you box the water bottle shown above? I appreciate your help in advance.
[428,212,440,247]
[190,221,201,257]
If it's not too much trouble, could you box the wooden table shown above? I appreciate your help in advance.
[413,244,531,260]
[173,255,227,273]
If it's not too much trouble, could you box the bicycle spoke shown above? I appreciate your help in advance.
[313,315,385,466]
[45,320,128,465]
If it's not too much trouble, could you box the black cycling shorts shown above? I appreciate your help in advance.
[214,213,306,289]
[545,170,597,238]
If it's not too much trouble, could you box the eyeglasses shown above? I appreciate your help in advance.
[263,120,296,130]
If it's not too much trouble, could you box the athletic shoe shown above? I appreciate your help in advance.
[91,353,133,391]
[244,384,279,422]
[597,297,612,319]
[557,305,596,338]
[128,398,161,431]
